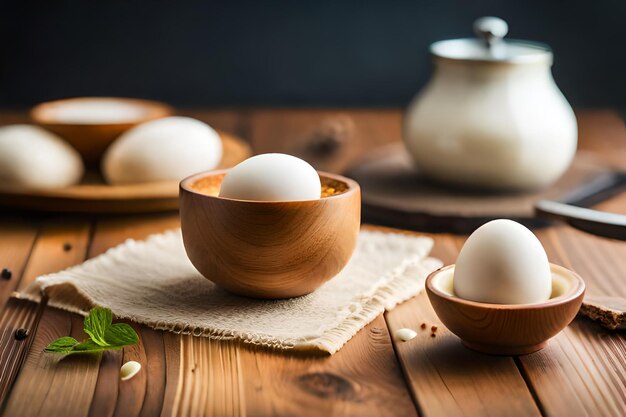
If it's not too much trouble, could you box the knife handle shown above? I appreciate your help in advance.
[535,200,626,241]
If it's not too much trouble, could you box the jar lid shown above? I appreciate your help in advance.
[431,17,552,64]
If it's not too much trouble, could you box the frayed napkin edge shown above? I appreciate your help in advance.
[13,229,442,355]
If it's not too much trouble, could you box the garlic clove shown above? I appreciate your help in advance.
[120,360,141,381]
[395,328,417,341]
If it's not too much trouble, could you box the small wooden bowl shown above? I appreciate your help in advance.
[31,97,173,167]
[179,170,361,299]
[426,264,585,355]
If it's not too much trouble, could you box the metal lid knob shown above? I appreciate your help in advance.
[473,16,509,48]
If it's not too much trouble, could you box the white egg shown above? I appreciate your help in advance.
[219,153,321,201]
[102,116,222,184]
[0,125,84,188]
[454,219,552,304]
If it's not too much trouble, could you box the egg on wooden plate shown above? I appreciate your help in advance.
[102,116,223,184]
[0,125,84,188]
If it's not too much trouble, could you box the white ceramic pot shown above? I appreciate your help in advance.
[404,17,577,191]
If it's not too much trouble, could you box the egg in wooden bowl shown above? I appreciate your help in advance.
[426,220,585,355]
[179,154,361,299]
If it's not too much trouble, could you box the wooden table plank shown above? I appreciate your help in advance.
[516,227,626,417]
[0,218,39,317]
[92,311,419,417]
[0,217,91,412]
[0,299,43,409]
[388,293,543,417]
[2,218,95,417]
[86,213,179,417]
[0,218,39,405]
[238,315,417,417]
[15,219,92,291]
[2,306,77,415]
[171,336,245,417]
[248,108,403,174]
[513,110,626,417]
[137,326,167,417]
[160,333,182,417]
[112,323,148,417]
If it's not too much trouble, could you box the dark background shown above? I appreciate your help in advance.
[1,0,624,108]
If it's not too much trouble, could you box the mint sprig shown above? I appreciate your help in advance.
[83,306,112,346]
[45,307,139,355]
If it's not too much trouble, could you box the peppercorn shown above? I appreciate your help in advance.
[1,268,12,280]
[14,328,28,340]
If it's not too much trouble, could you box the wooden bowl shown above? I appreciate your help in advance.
[31,97,173,167]
[425,264,585,355]
[179,170,361,299]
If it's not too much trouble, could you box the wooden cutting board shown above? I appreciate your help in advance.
[0,131,252,214]
[345,143,612,233]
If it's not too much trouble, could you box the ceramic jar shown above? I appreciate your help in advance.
[404,17,577,191]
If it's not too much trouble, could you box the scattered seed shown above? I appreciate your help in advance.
[395,328,417,341]
[120,360,141,381]
[420,323,426,330]
[14,328,28,340]
[430,333,436,338]
[63,242,72,252]
[1,268,12,280]
[431,325,438,332]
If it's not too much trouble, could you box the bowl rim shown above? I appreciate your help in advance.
[180,168,360,204]
[30,96,173,126]
[426,263,585,310]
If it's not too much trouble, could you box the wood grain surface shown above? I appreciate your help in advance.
[3,219,94,417]
[0,108,624,417]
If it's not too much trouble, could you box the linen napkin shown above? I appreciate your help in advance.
[17,229,441,354]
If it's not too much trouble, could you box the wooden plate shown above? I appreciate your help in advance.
[345,143,612,233]
[31,97,175,167]
[0,131,252,214]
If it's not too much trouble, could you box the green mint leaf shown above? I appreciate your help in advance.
[48,339,127,355]
[104,323,139,346]
[44,336,79,353]
[74,339,105,351]
[83,307,112,347]
[45,307,139,355]
[73,339,124,353]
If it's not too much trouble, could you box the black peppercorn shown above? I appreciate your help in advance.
[1,268,12,280]
[14,328,28,340]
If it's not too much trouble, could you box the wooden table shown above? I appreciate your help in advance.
[0,109,625,417]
